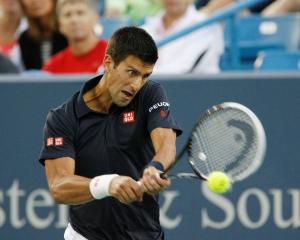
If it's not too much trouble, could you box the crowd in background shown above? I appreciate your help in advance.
[0,0,300,75]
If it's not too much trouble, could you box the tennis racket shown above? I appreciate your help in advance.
[162,102,266,183]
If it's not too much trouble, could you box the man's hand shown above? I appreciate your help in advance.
[109,176,144,204]
[140,166,171,194]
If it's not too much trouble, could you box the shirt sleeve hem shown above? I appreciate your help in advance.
[148,123,183,137]
[39,153,75,166]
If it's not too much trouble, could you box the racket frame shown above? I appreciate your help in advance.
[186,102,266,182]
[164,102,267,182]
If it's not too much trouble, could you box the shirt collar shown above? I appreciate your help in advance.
[75,75,102,118]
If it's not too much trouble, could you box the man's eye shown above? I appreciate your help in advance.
[128,70,136,76]
[64,12,71,18]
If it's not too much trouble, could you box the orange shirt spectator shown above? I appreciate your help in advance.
[43,0,107,74]
[43,39,107,73]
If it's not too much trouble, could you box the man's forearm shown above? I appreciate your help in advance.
[49,175,93,205]
[263,0,300,15]
[150,128,177,172]
[200,0,233,14]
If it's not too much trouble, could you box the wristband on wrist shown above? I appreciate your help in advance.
[146,160,165,172]
[89,174,119,200]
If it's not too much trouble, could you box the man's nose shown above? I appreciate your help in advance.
[129,77,143,91]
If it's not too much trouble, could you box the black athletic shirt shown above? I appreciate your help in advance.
[39,75,182,240]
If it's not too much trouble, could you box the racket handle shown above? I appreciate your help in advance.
[160,172,200,180]
[160,172,168,179]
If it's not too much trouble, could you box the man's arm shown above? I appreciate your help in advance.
[45,157,143,205]
[140,127,177,194]
[150,127,177,171]
[45,157,93,204]
[262,0,300,16]
[199,0,234,14]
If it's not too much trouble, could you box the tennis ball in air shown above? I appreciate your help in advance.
[207,171,231,194]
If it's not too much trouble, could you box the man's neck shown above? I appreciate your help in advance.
[83,75,113,113]
[163,9,188,30]
[70,35,99,56]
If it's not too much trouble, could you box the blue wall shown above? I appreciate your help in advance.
[0,73,299,239]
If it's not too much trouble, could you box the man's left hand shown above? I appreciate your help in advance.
[140,166,171,194]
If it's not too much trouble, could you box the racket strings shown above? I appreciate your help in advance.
[189,108,261,181]
[193,124,214,173]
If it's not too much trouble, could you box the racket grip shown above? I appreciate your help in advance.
[160,172,168,179]
[160,172,201,180]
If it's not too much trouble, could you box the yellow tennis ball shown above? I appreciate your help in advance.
[207,171,231,193]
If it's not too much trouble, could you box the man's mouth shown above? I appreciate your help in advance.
[121,90,134,98]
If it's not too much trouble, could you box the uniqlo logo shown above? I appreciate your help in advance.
[55,137,64,146]
[123,111,135,123]
[46,137,54,146]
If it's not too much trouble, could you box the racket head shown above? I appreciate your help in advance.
[187,102,266,182]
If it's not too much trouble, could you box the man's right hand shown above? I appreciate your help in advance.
[109,176,144,204]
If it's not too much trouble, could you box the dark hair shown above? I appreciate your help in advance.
[20,0,58,41]
[106,26,158,66]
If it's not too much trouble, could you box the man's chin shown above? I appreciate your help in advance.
[72,36,87,42]
[114,99,131,107]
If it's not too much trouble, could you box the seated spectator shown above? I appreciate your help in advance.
[43,0,107,74]
[19,0,68,70]
[0,53,20,73]
[0,0,27,70]
[143,0,224,74]
[105,0,163,24]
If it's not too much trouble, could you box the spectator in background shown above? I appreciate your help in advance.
[143,0,224,74]
[19,0,68,70]
[0,0,27,70]
[195,0,300,15]
[105,0,163,24]
[43,0,107,74]
[0,53,20,73]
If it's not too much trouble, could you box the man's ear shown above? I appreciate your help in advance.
[103,54,114,72]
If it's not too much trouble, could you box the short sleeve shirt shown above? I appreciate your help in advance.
[42,40,108,74]
[39,75,182,240]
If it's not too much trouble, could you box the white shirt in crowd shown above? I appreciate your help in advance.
[143,5,224,74]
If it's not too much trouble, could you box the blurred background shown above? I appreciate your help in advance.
[0,0,299,239]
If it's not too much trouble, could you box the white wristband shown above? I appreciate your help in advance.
[89,174,119,200]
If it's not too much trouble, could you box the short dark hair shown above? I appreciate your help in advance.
[106,26,158,66]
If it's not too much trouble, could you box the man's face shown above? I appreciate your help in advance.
[104,55,154,107]
[161,0,191,16]
[59,2,98,42]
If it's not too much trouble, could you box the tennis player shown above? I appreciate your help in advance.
[39,26,182,240]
